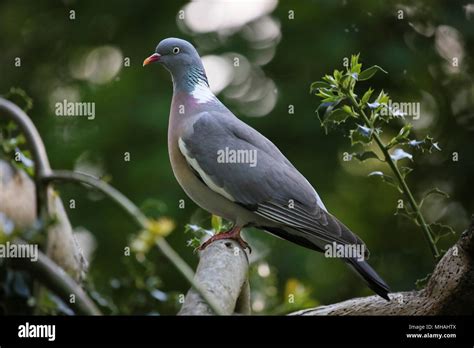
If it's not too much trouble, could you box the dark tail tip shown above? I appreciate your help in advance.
[346,258,391,301]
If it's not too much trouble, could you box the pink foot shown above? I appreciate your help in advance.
[199,226,251,252]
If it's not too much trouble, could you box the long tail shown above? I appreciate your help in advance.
[346,258,390,301]
[262,225,391,301]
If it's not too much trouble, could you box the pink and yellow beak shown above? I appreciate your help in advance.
[143,53,161,66]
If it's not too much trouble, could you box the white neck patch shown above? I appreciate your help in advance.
[191,82,216,104]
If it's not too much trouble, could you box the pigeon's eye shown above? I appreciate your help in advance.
[172,47,180,55]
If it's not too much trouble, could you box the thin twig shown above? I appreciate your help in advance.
[43,170,225,315]
[8,239,101,315]
[0,97,51,216]
[44,170,149,227]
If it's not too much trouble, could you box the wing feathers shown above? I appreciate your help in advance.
[255,201,364,249]
[180,112,367,253]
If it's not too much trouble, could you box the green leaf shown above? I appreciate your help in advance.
[429,223,456,243]
[349,124,373,145]
[351,64,362,75]
[342,105,354,116]
[310,81,330,94]
[316,101,336,125]
[186,237,201,249]
[408,135,441,153]
[320,109,352,133]
[321,96,341,103]
[420,187,450,208]
[350,54,362,74]
[5,87,34,113]
[184,224,213,237]
[361,88,374,105]
[358,65,388,81]
[328,109,351,123]
[211,215,222,233]
[315,89,335,99]
[322,74,337,86]
[316,88,341,103]
[394,201,416,221]
[351,151,382,162]
[390,148,413,162]
[316,99,348,133]
[350,54,360,68]
[15,134,26,146]
[368,90,392,122]
[338,71,358,93]
[368,171,401,192]
[375,90,390,105]
[6,120,19,132]
[140,198,167,218]
[397,123,412,139]
[400,166,413,178]
[387,123,413,148]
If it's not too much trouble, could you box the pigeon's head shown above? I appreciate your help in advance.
[143,38,205,77]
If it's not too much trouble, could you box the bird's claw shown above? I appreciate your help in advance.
[198,230,251,253]
[236,238,252,253]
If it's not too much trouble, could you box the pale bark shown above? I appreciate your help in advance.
[291,216,474,315]
[178,240,250,315]
[1,98,87,281]
[0,160,87,281]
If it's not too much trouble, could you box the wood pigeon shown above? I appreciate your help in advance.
[143,38,390,301]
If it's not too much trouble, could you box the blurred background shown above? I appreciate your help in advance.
[0,0,473,314]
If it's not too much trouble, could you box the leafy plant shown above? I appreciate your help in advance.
[310,54,455,260]
[184,214,230,249]
[0,87,36,177]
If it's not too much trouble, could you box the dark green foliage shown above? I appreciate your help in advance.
[311,54,457,264]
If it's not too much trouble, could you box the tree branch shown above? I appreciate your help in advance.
[290,215,474,315]
[0,98,86,281]
[43,170,149,228]
[43,170,226,315]
[175,213,472,316]
[0,98,51,181]
[8,239,101,315]
[0,160,87,281]
[179,240,250,315]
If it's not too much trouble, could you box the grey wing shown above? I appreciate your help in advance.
[180,112,367,250]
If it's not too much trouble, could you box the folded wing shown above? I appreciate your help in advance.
[180,111,367,253]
